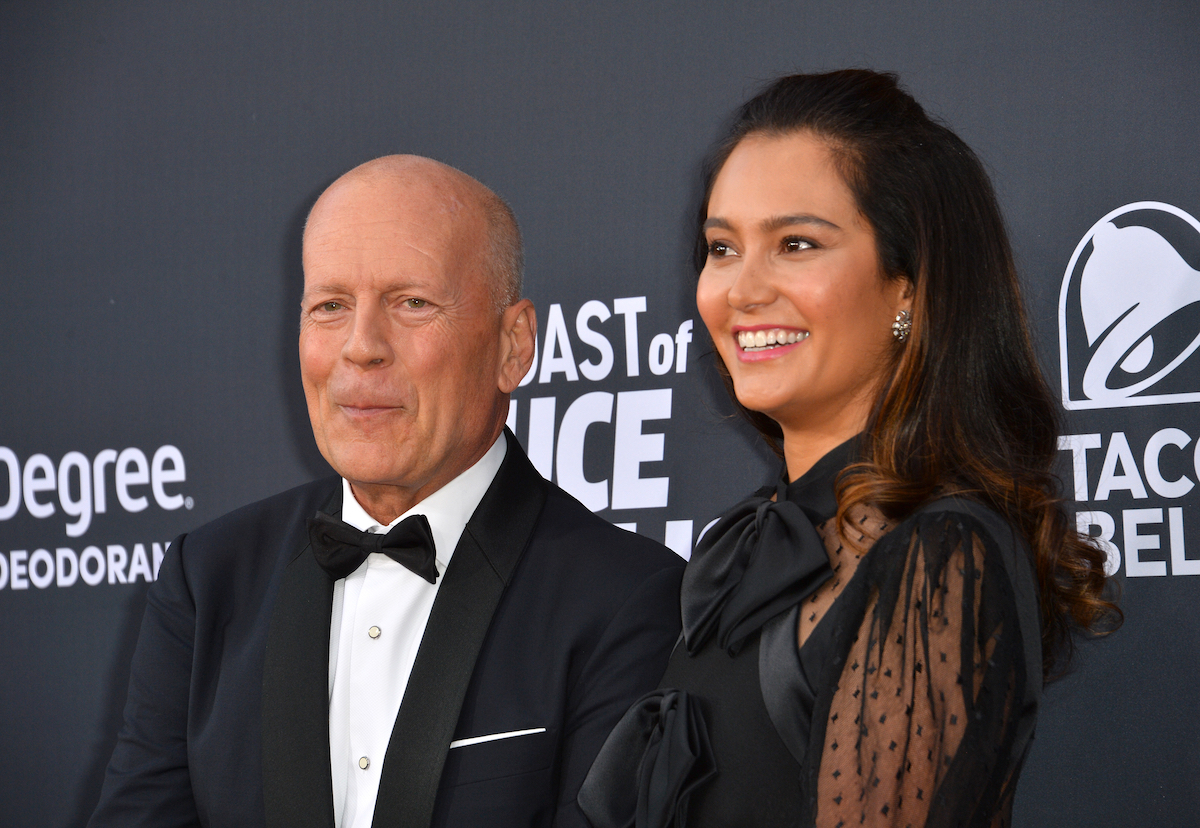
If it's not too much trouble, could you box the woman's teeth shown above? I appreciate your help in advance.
[737,329,809,351]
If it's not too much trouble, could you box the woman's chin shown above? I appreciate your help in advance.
[734,394,788,424]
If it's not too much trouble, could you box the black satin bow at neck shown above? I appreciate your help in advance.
[307,511,438,584]
[682,491,833,656]
[682,437,858,655]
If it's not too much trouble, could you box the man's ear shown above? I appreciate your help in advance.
[497,299,536,394]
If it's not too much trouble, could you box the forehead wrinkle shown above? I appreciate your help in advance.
[305,214,445,271]
[302,235,477,310]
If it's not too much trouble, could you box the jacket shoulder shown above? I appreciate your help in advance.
[536,482,685,578]
[173,477,339,584]
[186,477,339,544]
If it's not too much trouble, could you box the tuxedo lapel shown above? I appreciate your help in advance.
[262,487,340,828]
[370,430,548,828]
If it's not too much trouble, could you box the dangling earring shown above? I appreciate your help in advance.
[892,309,912,343]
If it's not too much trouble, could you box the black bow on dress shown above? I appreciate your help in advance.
[682,488,833,656]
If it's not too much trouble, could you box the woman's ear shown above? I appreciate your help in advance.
[898,274,915,308]
[886,276,915,344]
[886,274,914,317]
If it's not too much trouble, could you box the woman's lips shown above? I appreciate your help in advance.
[733,326,809,361]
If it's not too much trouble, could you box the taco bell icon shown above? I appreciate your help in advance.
[1059,201,1200,409]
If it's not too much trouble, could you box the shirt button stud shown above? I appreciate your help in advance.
[359,756,370,770]
[368,626,381,639]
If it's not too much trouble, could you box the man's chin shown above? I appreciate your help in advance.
[324,447,415,488]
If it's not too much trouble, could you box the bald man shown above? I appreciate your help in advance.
[89,157,683,828]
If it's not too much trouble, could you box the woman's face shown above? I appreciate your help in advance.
[697,131,910,441]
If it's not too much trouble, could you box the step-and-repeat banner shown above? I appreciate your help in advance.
[2,3,1197,825]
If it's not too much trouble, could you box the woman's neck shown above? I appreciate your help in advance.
[781,423,865,482]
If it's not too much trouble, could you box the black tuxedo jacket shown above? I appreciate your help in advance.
[89,434,683,828]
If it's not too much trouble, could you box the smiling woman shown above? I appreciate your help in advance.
[697,131,910,476]
[580,69,1121,828]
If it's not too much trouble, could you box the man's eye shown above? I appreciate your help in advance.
[318,301,343,312]
[405,298,427,308]
[783,237,815,253]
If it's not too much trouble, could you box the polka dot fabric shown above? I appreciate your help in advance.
[800,504,1039,828]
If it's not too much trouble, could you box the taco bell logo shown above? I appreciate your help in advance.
[1059,201,1200,409]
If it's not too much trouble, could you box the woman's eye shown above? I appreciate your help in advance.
[783,237,815,253]
[707,241,733,258]
[405,298,427,308]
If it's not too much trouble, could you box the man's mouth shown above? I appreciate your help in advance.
[337,403,402,417]
[736,328,809,352]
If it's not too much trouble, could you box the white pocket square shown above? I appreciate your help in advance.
[448,727,547,749]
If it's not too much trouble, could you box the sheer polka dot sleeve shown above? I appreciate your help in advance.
[803,504,1041,828]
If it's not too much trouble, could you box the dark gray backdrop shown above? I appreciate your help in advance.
[2,2,1197,825]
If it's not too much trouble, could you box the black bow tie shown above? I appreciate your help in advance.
[307,511,439,584]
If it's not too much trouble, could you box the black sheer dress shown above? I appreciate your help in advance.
[580,440,1042,828]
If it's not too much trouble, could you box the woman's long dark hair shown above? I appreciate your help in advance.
[697,69,1119,679]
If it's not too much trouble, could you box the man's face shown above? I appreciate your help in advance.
[299,169,512,512]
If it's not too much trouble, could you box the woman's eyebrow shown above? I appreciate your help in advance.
[759,213,840,233]
[701,214,841,232]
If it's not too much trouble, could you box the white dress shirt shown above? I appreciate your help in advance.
[327,433,507,828]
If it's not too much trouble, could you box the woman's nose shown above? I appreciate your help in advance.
[726,254,776,311]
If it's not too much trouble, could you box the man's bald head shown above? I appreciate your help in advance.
[298,154,537,521]
[307,155,522,313]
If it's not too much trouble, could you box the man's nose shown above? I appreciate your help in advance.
[342,303,393,366]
